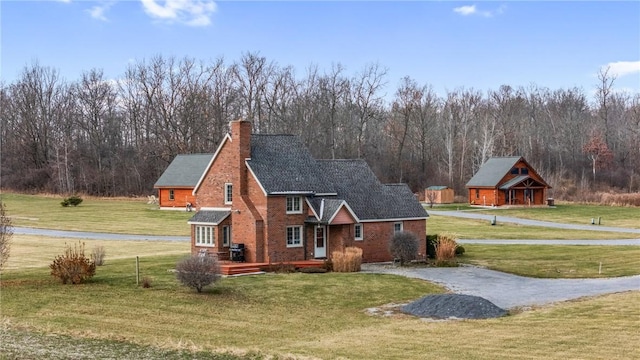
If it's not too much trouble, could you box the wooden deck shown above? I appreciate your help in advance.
[220,260,325,276]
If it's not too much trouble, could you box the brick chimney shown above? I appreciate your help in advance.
[230,120,252,195]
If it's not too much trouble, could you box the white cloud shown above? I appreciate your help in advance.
[140,0,217,27]
[453,5,477,16]
[454,4,505,18]
[603,61,640,78]
[87,2,114,22]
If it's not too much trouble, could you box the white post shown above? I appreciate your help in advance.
[599,262,602,275]
[136,256,140,285]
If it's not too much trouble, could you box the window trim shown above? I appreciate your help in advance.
[224,183,233,205]
[195,225,215,247]
[169,189,175,201]
[286,225,303,248]
[354,223,363,241]
[286,196,302,214]
[393,222,403,234]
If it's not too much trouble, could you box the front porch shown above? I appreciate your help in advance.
[219,259,325,276]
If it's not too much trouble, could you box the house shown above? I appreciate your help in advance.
[465,156,551,206]
[187,120,429,263]
[424,186,455,204]
[154,154,213,209]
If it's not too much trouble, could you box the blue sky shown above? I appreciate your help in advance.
[2,1,639,100]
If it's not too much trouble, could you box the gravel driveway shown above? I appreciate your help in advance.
[361,263,640,309]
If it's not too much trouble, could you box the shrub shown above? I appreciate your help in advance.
[426,234,438,259]
[61,195,83,207]
[141,276,153,288]
[175,254,220,293]
[455,245,466,256]
[91,245,106,266]
[389,231,418,266]
[0,202,12,272]
[322,258,333,272]
[50,242,96,284]
[435,233,458,267]
[299,267,327,274]
[262,262,296,273]
[332,247,363,272]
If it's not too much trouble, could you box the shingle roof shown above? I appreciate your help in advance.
[188,210,230,225]
[317,160,428,221]
[465,156,522,187]
[154,154,213,188]
[427,186,449,190]
[247,135,336,194]
[499,175,530,190]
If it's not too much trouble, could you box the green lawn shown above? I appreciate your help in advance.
[432,202,640,229]
[459,244,640,278]
[1,193,192,236]
[427,215,638,239]
[1,255,638,360]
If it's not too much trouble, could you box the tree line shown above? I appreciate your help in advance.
[1,53,639,198]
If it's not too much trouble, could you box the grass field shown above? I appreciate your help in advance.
[2,193,640,359]
[432,202,640,229]
[426,215,639,239]
[2,254,639,360]
[1,193,193,236]
[459,244,640,278]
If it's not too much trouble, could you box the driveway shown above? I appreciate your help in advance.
[361,263,640,309]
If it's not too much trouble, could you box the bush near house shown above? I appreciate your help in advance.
[435,233,459,267]
[332,247,363,272]
[389,231,418,266]
[175,254,221,293]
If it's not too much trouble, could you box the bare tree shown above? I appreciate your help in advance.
[0,201,12,271]
[350,63,387,158]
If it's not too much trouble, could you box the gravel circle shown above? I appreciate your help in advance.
[401,294,508,319]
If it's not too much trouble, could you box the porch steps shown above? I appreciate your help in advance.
[220,260,325,276]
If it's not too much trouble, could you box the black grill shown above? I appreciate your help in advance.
[230,243,245,262]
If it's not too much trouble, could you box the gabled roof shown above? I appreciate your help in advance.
[187,210,230,225]
[307,198,359,224]
[247,135,336,195]
[465,156,522,188]
[154,154,214,188]
[317,160,428,221]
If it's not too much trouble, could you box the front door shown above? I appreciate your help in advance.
[314,225,327,258]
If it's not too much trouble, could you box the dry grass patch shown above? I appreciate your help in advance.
[4,235,189,270]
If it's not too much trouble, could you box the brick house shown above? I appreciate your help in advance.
[466,156,551,206]
[188,120,429,263]
[154,154,213,209]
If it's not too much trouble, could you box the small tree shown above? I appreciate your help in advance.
[388,231,418,266]
[50,242,96,284]
[176,254,221,293]
[583,131,613,182]
[0,202,13,271]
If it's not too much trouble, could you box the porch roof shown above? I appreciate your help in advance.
[499,175,546,190]
[188,210,230,225]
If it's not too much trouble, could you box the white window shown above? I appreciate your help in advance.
[224,183,233,204]
[223,225,231,247]
[394,222,403,234]
[286,196,302,214]
[195,225,215,247]
[354,223,363,241]
[286,226,303,247]
[169,189,175,201]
